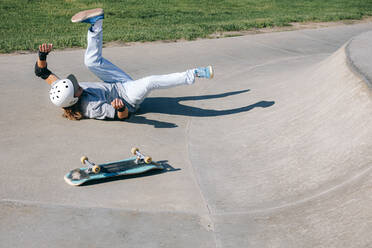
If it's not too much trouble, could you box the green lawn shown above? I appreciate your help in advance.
[1,0,372,53]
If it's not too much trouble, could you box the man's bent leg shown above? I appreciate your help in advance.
[84,20,132,83]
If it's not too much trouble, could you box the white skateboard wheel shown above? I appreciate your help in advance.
[131,147,139,155]
[144,156,152,164]
[81,156,88,165]
[92,165,101,174]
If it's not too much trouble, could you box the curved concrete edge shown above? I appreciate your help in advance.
[345,31,372,89]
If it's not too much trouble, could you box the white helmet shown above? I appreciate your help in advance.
[49,75,80,108]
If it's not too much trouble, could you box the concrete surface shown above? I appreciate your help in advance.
[1,22,372,247]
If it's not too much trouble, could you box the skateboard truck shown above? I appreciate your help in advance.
[131,147,152,164]
[80,156,101,174]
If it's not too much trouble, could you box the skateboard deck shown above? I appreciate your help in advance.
[64,148,164,186]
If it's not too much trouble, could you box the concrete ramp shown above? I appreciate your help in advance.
[188,38,372,247]
[1,24,372,247]
[189,44,372,213]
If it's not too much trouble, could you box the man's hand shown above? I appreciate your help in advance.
[37,43,53,68]
[111,98,129,119]
[38,43,53,63]
[111,98,124,109]
[39,43,53,54]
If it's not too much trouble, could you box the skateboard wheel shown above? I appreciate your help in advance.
[144,156,152,164]
[92,165,101,174]
[81,156,88,165]
[131,147,139,155]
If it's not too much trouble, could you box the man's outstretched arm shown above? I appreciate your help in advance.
[35,43,59,85]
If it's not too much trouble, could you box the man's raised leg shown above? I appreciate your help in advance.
[72,9,133,83]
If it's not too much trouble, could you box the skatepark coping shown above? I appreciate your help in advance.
[346,30,372,89]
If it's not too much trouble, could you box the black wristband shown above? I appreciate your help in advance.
[38,50,49,61]
[117,106,126,112]
[34,62,52,80]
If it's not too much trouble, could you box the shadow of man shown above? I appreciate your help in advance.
[126,89,275,128]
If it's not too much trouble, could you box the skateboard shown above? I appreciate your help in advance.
[64,147,164,186]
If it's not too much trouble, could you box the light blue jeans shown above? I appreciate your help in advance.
[84,21,195,108]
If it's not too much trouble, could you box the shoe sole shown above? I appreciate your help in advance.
[71,8,104,23]
[208,66,214,79]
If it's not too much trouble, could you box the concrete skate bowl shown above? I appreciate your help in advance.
[187,32,372,245]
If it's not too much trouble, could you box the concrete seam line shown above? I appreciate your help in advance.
[185,119,220,248]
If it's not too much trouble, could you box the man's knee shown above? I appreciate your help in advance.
[143,76,156,89]
[84,56,97,68]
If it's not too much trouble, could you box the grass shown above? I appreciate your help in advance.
[1,0,372,53]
